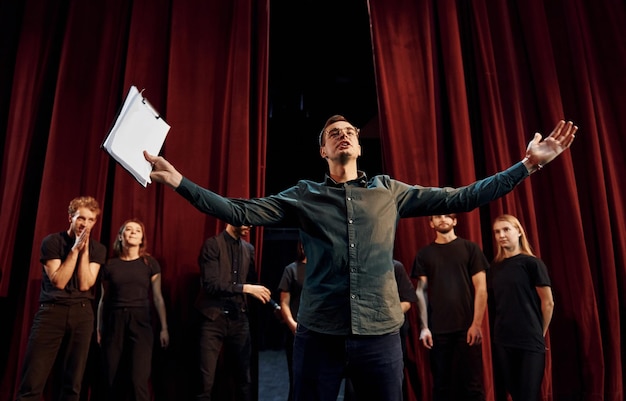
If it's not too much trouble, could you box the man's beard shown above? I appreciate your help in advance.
[436,226,453,234]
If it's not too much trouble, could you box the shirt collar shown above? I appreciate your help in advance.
[323,171,368,187]
[222,230,240,244]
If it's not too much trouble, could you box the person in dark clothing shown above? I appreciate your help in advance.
[488,214,554,401]
[195,224,272,401]
[15,196,106,401]
[412,214,488,401]
[277,241,307,401]
[97,218,169,401]
[144,115,576,401]
[392,259,419,397]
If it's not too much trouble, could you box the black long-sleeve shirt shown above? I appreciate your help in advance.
[195,230,256,319]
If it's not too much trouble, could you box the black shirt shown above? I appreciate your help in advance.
[39,231,106,304]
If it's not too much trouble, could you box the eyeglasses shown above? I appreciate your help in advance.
[325,126,360,141]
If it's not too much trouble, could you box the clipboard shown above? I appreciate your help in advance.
[102,85,170,187]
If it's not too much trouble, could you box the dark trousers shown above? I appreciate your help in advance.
[344,321,411,401]
[196,313,251,401]
[430,331,485,401]
[284,329,295,401]
[492,343,545,401]
[292,325,403,401]
[100,307,154,401]
[16,302,94,401]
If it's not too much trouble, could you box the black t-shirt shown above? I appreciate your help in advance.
[101,255,161,308]
[412,237,488,333]
[278,260,306,318]
[488,253,551,351]
[39,231,107,304]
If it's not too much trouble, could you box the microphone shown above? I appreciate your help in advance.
[268,298,281,311]
[268,298,284,322]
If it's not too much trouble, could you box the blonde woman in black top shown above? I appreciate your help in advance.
[488,214,554,401]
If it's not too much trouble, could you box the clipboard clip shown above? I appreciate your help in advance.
[139,88,162,120]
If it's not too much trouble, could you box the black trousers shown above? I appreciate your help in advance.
[196,312,251,401]
[283,329,295,401]
[100,307,154,401]
[16,302,94,401]
[430,330,485,401]
[492,343,545,401]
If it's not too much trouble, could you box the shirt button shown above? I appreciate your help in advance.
[350,243,355,248]
[347,197,352,201]
[348,219,353,224]
[351,294,356,299]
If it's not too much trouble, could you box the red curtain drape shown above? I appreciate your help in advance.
[0,0,268,399]
[369,0,625,401]
[1,0,625,400]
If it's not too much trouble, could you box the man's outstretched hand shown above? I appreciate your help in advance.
[523,120,578,173]
[143,150,183,189]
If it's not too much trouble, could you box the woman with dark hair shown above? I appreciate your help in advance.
[97,218,169,401]
[488,214,554,401]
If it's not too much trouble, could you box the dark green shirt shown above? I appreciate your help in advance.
[176,162,528,335]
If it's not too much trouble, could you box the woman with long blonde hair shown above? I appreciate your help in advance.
[488,214,554,401]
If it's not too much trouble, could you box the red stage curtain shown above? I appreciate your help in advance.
[369,0,625,400]
[0,0,268,399]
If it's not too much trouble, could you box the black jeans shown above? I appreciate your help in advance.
[100,307,154,401]
[492,343,545,401]
[283,329,295,401]
[196,312,251,401]
[430,330,485,401]
[16,302,94,401]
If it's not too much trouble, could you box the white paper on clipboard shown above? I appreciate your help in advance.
[102,85,170,187]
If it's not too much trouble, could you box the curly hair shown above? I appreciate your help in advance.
[68,196,101,217]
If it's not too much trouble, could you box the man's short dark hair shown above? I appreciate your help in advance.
[318,115,350,146]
